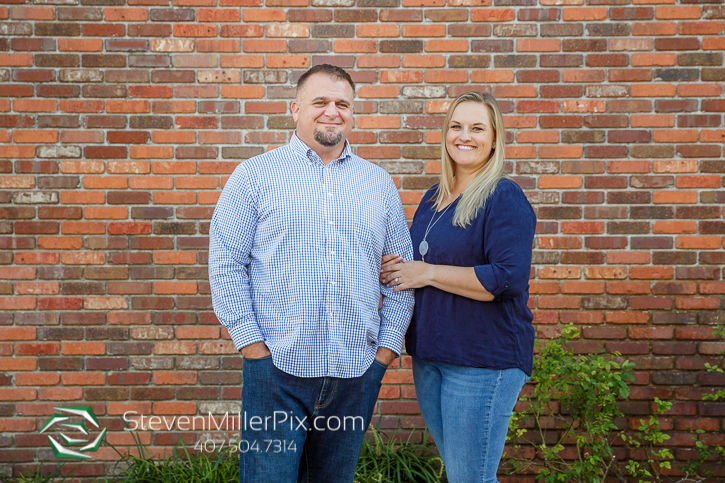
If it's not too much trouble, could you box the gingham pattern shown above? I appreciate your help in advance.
[209,134,415,378]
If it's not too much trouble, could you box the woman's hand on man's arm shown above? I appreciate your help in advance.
[380,255,494,302]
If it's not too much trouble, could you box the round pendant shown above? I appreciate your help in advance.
[419,240,429,256]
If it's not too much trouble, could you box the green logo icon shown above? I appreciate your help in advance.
[40,406,107,460]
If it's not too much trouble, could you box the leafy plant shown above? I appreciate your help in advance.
[106,431,238,483]
[624,326,725,483]
[506,324,725,483]
[0,463,74,483]
[674,326,725,481]
[622,397,675,482]
[702,325,725,404]
[102,424,444,483]
[355,427,445,483]
[505,324,635,483]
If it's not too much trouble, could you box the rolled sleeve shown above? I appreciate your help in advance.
[208,166,264,351]
[378,180,415,356]
[474,183,536,301]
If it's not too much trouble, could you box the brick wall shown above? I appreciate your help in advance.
[1,0,724,475]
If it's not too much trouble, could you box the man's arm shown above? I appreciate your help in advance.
[376,178,415,365]
[208,166,267,356]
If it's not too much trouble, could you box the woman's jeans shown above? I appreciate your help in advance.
[240,355,387,483]
[412,357,528,483]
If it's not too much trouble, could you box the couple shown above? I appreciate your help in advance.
[209,65,536,483]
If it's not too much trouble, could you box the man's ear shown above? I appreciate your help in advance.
[291,100,300,123]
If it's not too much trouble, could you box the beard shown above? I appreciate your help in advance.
[314,129,343,147]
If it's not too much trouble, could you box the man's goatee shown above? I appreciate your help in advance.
[314,130,343,147]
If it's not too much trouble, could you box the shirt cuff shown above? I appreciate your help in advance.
[226,314,265,351]
[474,264,510,300]
[377,326,405,357]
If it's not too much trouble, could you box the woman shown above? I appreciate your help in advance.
[380,92,536,483]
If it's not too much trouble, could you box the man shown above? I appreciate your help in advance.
[208,64,415,482]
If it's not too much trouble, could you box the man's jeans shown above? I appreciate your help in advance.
[240,355,387,483]
[412,357,528,483]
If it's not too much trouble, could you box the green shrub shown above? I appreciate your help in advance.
[105,427,444,483]
[505,324,725,483]
[0,464,75,483]
[2,427,443,483]
[107,433,238,483]
[354,427,445,483]
[505,324,635,483]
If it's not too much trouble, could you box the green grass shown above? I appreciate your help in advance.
[3,428,445,483]
[354,427,446,483]
[108,438,237,482]
[0,464,75,483]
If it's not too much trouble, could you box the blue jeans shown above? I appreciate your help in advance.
[412,357,528,483]
[240,355,387,483]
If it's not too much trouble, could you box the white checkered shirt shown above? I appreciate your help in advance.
[209,134,415,378]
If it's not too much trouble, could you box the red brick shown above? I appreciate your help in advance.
[333,40,377,53]
[152,402,197,415]
[63,373,106,386]
[198,8,240,22]
[563,7,607,21]
[15,342,60,356]
[174,24,217,37]
[606,312,650,324]
[38,387,84,401]
[656,6,701,20]
[104,8,148,22]
[16,373,60,386]
[61,342,106,355]
[0,388,37,400]
[471,8,514,21]
[13,99,57,112]
[630,327,673,340]
[153,371,197,384]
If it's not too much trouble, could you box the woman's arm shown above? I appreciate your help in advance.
[380,182,536,303]
[380,258,494,302]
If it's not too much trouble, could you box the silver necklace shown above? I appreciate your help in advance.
[419,197,457,261]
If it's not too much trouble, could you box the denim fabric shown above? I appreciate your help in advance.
[240,356,387,483]
[412,357,528,483]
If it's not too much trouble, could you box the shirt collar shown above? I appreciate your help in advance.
[290,132,352,165]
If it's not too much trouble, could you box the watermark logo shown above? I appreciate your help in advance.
[40,406,107,460]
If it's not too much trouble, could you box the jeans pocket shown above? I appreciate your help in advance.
[244,355,272,362]
[373,359,389,370]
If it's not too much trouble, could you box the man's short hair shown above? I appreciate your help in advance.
[296,64,356,98]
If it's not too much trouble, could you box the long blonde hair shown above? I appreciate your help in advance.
[433,91,506,228]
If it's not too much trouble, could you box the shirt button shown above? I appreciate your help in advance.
[330,280,336,285]
[328,192,333,197]
[330,250,335,255]
[329,221,334,225]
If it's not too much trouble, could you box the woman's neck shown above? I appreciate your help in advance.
[451,169,478,196]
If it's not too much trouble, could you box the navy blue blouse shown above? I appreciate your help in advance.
[405,178,537,376]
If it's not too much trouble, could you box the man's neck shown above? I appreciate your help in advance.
[297,133,345,165]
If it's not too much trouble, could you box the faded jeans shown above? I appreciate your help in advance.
[412,357,528,483]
